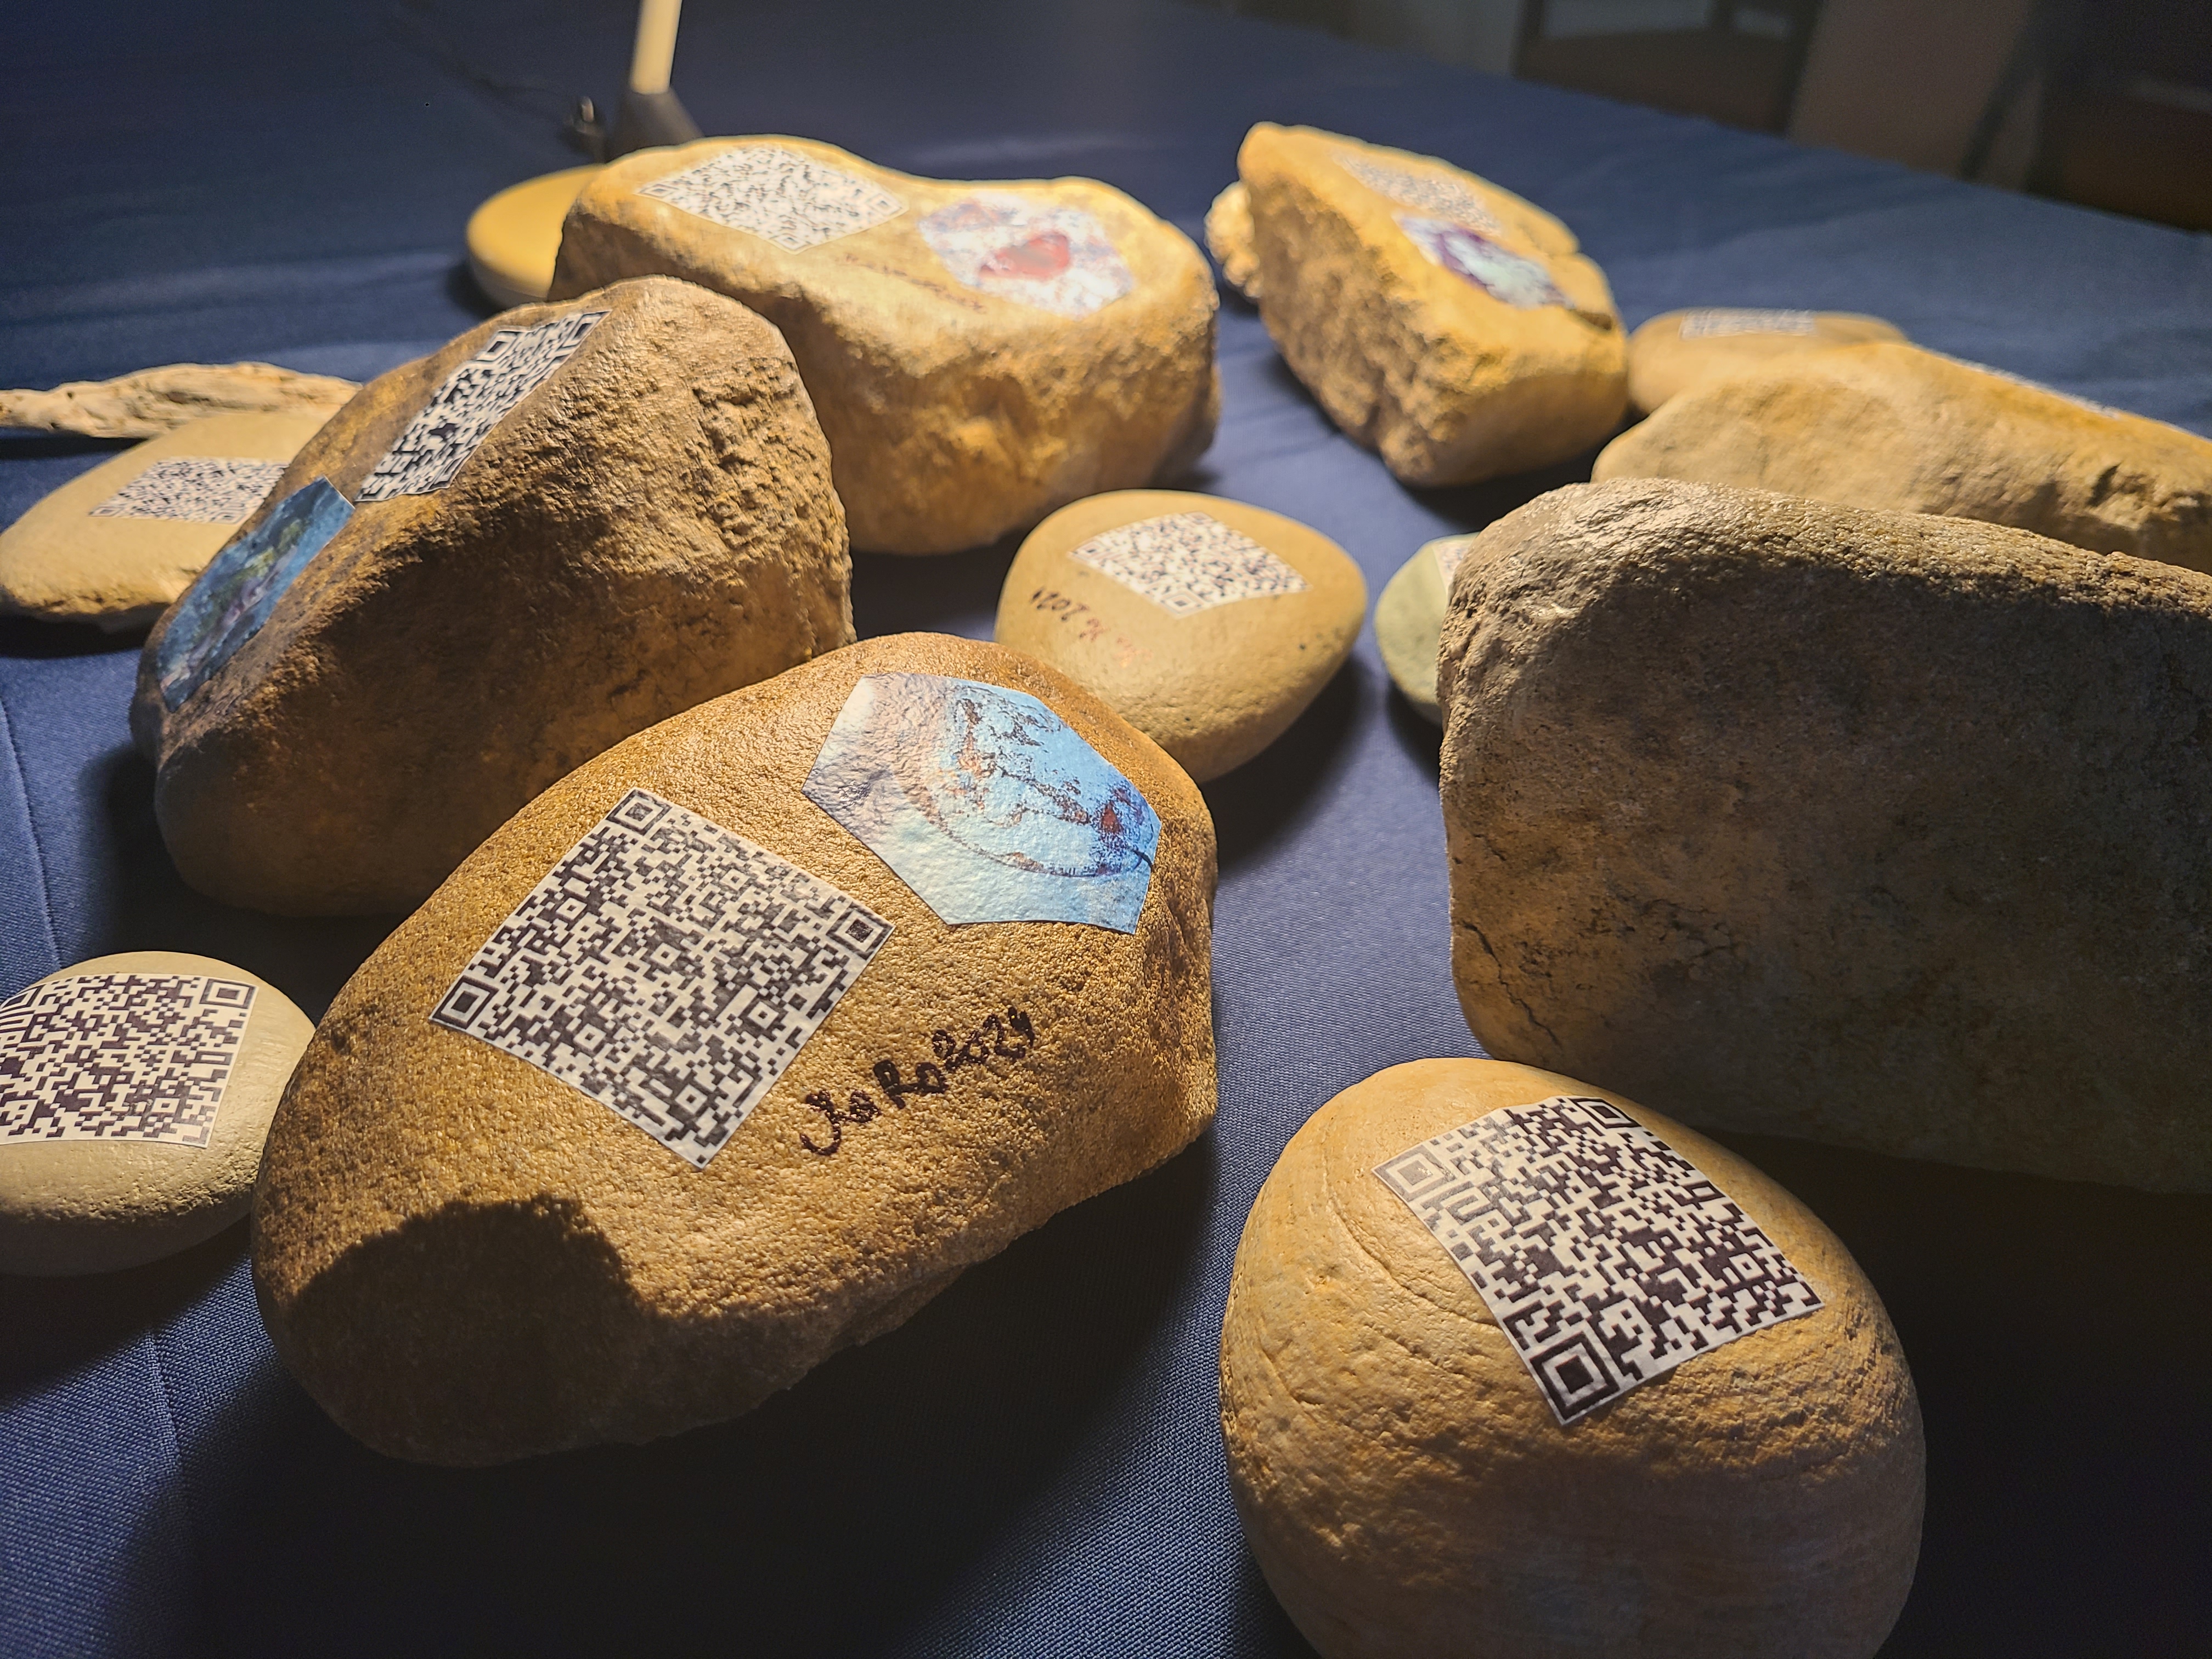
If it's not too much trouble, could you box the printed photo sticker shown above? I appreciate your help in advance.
[1336,150,1506,238]
[804,673,1160,933]
[1068,511,1309,617]
[431,789,892,1169]
[639,144,905,251]
[156,476,353,711]
[356,309,608,503]
[917,193,1135,319]
[89,457,289,523]
[1373,1095,1823,1426]
[1397,216,1566,310]
[1678,308,1818,340]
[0,974,257,1148]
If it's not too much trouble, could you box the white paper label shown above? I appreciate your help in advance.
[1431,534,1476,587]
[1068,511,1308,616]
[639,144,906,251]
[88,458,288,523]
[0,974,257,1147]
[917,193,1133,318]
[1336,151,1506,237]
[1677,308,1819,340]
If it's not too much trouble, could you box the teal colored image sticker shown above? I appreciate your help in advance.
[803,673,1160,932]
[156,477,352,710]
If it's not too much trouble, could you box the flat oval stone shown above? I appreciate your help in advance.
[1595,340,2212,571]
[252,633,1217,1464]
[1222,1058,1923,1659]
[550,137,1220,555]
[1626,307,1905,415]
[1374,531,1476,723]
[0,361,357,440]
[1441,477,2212,1189]
[133,276,852,916]
[994,490,1365,781]
[1235,123,1626,487]
[0,410,332,630]
[1,952,313,1274]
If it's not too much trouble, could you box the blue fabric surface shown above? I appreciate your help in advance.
[3,2,2209,1654]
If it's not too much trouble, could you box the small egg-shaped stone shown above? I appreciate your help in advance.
[1374,531,1476,723]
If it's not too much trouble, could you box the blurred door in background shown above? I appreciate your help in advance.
[1516,0,1821,133]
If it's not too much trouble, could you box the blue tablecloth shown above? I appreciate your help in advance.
[4,3,2209,1653]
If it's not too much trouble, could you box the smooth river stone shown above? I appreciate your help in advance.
[0,410,332,630]
[550,136,1219,555]
[1374,531,1476,723]
[1235,123,1626,487]
[1222,1058,1922,1659]
[1,952,313,1275]
[993,490,1365,782]
[1626,307,1906,415]
[1595,340,2212,571]
[133,276,851,917]
[1440,477,2212,1190]
[0,360,358,440]
[252,633,1217,1464]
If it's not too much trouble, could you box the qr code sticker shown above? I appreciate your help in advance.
[356,309,608,503]
[88,458,288,523]
[1678,308,1819,340]
[1431,534,1476,587]
[639,144,905,251]
[0,974,257,1148]
[1336,151,1506,236]
[431,788,892,1167]
[1374,1095,1822,1426]
[1069,511,1309,616]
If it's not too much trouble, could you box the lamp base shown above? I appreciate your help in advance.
[608,86,703,159]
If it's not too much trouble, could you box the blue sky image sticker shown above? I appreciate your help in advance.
[804,673,1160,932]
[156,476,352,710]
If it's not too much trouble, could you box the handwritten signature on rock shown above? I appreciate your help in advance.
[800,1006,1037,1156]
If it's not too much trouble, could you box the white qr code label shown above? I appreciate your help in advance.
[431,788,892,1167]
[89,458,288,523]
[1069,512,1309,616]
[639,145,906,251]
[1336,151,1506,237]
[356,309,607,503]
[1374,1095,1822,1425]
[1677,308,1819,340]
[1431,534,1475,586]
[0,974,257,1148]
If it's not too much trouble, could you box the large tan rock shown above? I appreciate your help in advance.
[253,634,1217,1464]
[993,489,1365,781]
[1440,477,2212,1189]
[1595,340,2212,571]
[0,361,357,440]
[1,952,313,1274]
[133,276,851,917]
[1223,1058,1922,1659]
[1625,307,1905,415]
[0,410,331,630]
[1237,124,1626,487]
[549,136,1219,554]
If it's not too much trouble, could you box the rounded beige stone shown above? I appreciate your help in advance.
[0,362,357,441]
[994,490,1365,782]
[550,136,1220,555]
[1373,533,1475,723]
[1221,1057,1924,1659]
[1205,182,1260,301]
[0,410,334,630]
[1,952,313,1275]
[1626,308,1905,415]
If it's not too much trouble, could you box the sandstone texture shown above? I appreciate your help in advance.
[1237,124,1625,487]
[1,362,358,440]
[550,136,1219,554]
[1222,1058,1923,1659]
[0,410,332,630]
[1374,531,1475,723]
[1595,340,2212,571]
[135,276,851,916]
[1205,182,1260,301]
[1440,477,2212,1189]
[1,952,313,1275]
[994,489,1365,781]
[253,634,1217,1464]
[1626,307,1905,415]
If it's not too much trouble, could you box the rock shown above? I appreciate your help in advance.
[1440,476,2212,1190]
[251,633,1217,1464]
[1,952,313,1275]
[549,137,1219,555]
[1373,531,1475,723]
[1235,123,1626,487]
[1222,1058,1923,1659]
[133,276,852,917]
[0,411,334,630]
[1594,340,2212,571]
[1626,307,1905,415]
[1,362,358,441]
[1205,182,1260,301]
[992,490,1365,781]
